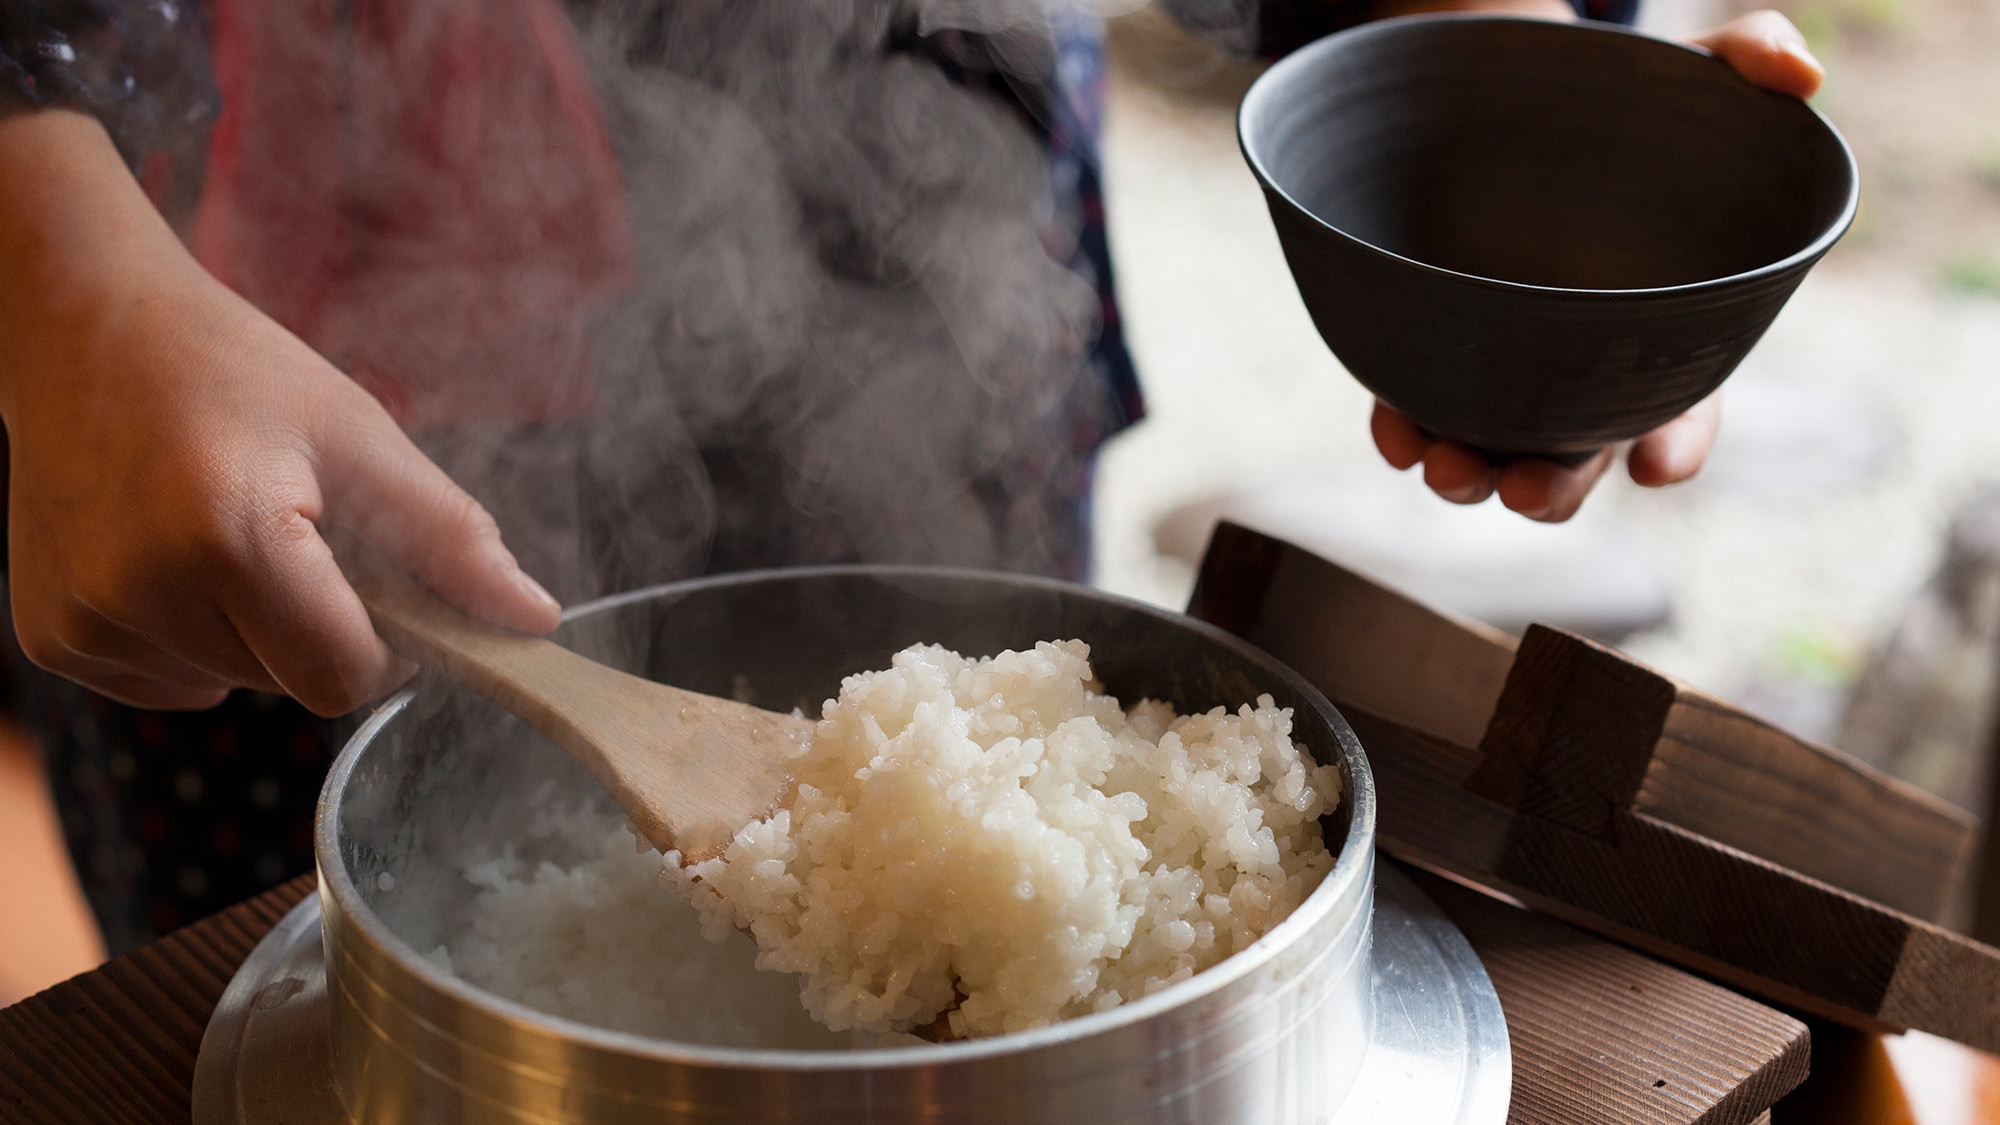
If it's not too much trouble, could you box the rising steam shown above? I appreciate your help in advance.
[400,0,1142,598]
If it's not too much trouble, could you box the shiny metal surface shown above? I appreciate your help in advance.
[192,868,1508,1125]
[311,568,1392,1124]
[192,895,345,1125]
[1329,864,1510,1125]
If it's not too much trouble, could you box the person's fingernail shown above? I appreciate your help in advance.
[515,571,562,616]
[390,655,420,686]
[1775,25,1818,63]
[1439,485,1483,505]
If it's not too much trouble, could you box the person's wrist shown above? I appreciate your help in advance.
[0,112,188,318]
[0,109,205,416]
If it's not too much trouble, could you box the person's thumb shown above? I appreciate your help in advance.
[318,410,563,636]
[1693,10,1825,100]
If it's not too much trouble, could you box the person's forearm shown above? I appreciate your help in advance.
[0,108,198,412]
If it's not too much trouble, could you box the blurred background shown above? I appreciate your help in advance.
[1093,0,2000,839]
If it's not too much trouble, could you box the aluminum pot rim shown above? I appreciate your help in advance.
[1237,12,1860,300]
[316,563,1378,1072]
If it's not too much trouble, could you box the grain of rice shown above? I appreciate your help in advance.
[667,639,1342,1039]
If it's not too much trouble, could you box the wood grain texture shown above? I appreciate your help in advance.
[1190,525,1972,922]
[1468,625,1678,838]
[1482,626,1970,923]
[1345,702,2000,1053]
[1409,866,1809,1125]
[1190,521,1517,749]
[1644,690,1971,924]
[0,875,314,1125]
[362,579,806,858]
[1192,528,2000,1050]
[1882,925,2000,1047]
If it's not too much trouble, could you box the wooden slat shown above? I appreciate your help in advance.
[0,875,314,1125]
[1191,522,1974,921]
[1466,624,1678,837]
[1489,627,1973,922]
[1188,520,1517,749]
[1349,701,2000,1052]
[1409,866,1809,1125]
[1647,688,1971,924]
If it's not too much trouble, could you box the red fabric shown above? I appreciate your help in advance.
[193,0,631,425]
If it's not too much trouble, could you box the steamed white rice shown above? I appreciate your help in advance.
[426,801,861,1047]
[668,639,1342,1039]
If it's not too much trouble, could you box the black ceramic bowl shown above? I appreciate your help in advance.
[1238,15,1857,460]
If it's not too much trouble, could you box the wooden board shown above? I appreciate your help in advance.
[0,871,1809,1125]
[1478,625,1973,924]
[1347,701,2000,1049]
[1405,864,1809,1125]
[1190,522,1974,922]
[1189,516,1518,749]
[1191,523,2000,1053]
[0,875,314,1125]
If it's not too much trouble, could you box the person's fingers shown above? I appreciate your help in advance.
[318,408,561,636]
[46,650,234,710]
[1422,441,1499,504]
[211,505,414,717]
[59,600,283,696]
[1692,10,1825,99]
[1495,447,1617,522]
[149,610,289,696]
[65,579,288,695]
[74,673,232,713]
[12,600,239,710]
[1371,401,1433,470]
[1628,393,1722,488]
[8,502,289,695]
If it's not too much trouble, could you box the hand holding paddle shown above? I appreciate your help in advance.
[359,574,804,860]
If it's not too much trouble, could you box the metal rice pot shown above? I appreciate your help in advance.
[317,567,1378,1124]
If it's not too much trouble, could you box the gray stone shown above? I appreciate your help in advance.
[1154,467,1674,642]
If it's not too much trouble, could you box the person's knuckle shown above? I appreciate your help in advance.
[54,595,123,652]
[295,671,373,718]
[407,487,502,574]
[15,620,80,676]
[437,488,500,542]
[106,675,223,712]
[208,501,317,583]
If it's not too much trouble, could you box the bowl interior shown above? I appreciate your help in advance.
[1242,16,1855,291]
[327,567,1368,1042]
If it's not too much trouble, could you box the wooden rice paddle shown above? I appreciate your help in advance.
[357,576,806,861]
[358,575,974,1041]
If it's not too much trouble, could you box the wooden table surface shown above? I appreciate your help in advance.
[0,875,311,1124]
[0,863,1840,1125]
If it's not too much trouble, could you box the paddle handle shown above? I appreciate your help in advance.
[358,574,575,703]
[356,574,803,858]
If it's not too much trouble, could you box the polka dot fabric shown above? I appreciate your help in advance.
[2,608,334,953]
